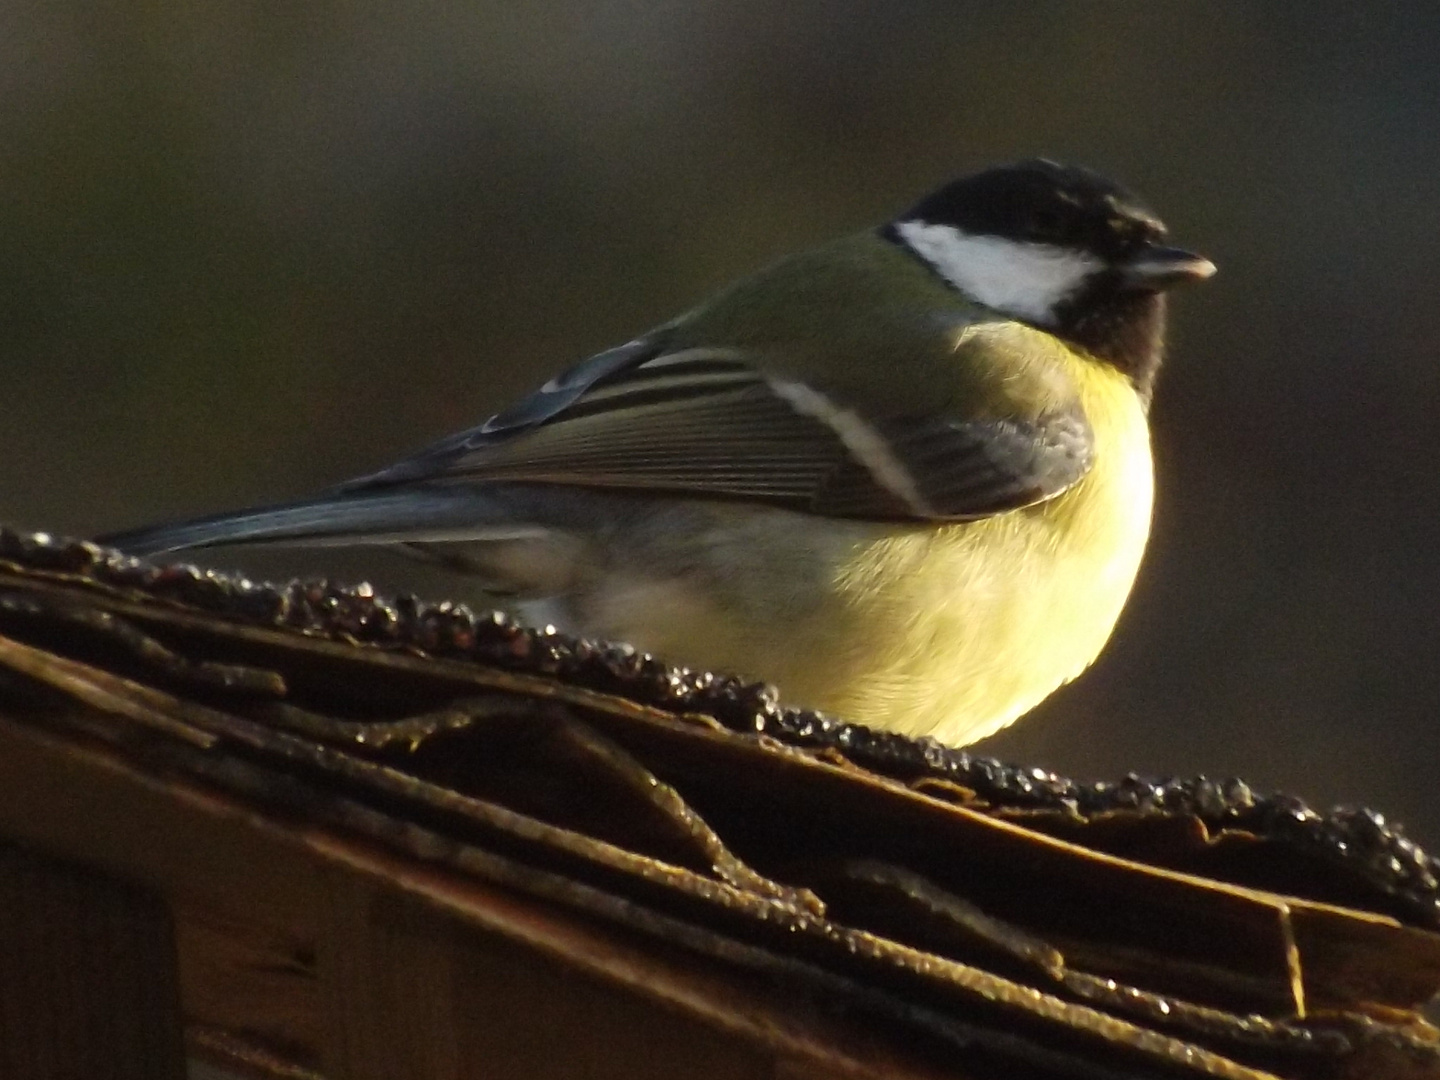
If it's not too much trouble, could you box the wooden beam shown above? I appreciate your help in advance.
[0,843,185,1080]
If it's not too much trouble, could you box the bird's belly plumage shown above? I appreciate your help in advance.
[824,424,1151,742]
[561,365,1153,748]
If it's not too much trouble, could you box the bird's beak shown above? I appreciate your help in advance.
[1119,245,1217,291]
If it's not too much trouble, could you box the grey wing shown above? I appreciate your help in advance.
[98,336,671,556]
[817,409,1094,519]
[347,344,1095,523]
[336,335,664,490]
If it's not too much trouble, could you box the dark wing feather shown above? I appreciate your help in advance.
[336,336,663,490]
[820,412,1094,519]
[346,344,1093,523]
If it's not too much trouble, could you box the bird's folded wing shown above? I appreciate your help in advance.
[350,342,1095,523]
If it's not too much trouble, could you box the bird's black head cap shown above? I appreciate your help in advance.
[901,159,1169,259]
[888,160,1211,403]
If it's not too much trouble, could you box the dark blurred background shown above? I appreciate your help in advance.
[4,3,1438,836]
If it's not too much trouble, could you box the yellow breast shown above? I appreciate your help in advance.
[787,358,1154,745]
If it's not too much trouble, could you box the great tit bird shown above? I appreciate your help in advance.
[102,160,1214,747]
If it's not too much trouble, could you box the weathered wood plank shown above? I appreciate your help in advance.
[0,843,185,1080]
[0,715,964,1079]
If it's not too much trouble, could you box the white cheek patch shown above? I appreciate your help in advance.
[894,220,1101,325]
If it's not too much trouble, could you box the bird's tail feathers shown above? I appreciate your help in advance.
[98,488,541,558]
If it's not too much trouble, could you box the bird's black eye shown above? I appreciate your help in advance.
[1028,208,1064,240]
